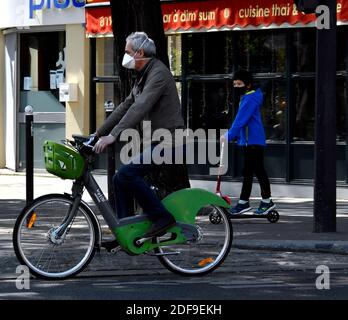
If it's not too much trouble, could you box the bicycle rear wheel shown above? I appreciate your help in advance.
[154,206,232,276]
[13,194,99,280]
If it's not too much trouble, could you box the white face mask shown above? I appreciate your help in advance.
[122,37,149,70]
[122,53,136,69]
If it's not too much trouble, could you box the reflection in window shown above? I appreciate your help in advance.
[293,80,315,141]
[235,31,286,73]
[96,38,115,77]
[293,27,347,72]
[187,80,287,142]
[293,80,346,142]
[337,28,347,71]
[256,80,286,142]
[20,32,66,96]
[337,80,347,142]
[186,32,233,74]
[96,83,116,128]
[187,81,232,136]
[292,29,316,73]
[19,32,66,112]
[168,35,182,77]
[292,28,347,142]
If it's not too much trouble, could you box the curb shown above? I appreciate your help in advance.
[233,240,348,255]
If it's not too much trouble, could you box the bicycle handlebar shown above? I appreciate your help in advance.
[70,134,99,157]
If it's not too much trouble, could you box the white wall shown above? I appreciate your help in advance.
[65,24,90,139]
[4,33,18,170]
[0,0,85,29]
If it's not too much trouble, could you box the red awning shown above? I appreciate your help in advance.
[86,6,112,37]
[86,0,348,37]
[86,0,112,37]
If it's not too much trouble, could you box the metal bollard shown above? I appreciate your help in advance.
[25,105,34,205]
[104,101,116,210]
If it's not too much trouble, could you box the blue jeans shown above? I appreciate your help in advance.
[113,144,185,221]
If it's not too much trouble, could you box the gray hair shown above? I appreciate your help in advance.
[126,32,156,58]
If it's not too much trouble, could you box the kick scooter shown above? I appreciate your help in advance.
[209,142,280,224]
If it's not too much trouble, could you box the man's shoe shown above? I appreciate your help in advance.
[144,215,176,238]
[228,202,251,215]
[101,239,121,253]
[254,200,276,215]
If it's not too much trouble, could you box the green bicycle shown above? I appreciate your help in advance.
[13,135,233,280]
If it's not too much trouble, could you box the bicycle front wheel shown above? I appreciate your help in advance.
[154,206,232,276]
[13,194,99,280]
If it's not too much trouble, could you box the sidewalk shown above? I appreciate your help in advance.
[231,201,348,255]
[1,170,348,279]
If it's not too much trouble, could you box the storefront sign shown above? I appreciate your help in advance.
[86,6,112,37]
[29,0,85,19]
[0,0,85,28]
[162,0,348,32]
[85,0,348,37]
[85,0,111,36]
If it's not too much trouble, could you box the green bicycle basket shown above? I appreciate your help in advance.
[43,140,85,180]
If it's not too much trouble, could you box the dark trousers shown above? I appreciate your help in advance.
[240,145,271,201]
[113,144,185,221]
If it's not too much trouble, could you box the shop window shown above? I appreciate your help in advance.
[186,32,233,74]
[187,79,286,142]
[293,27,347,73]
[255,80,287,142]
[337,80,347,142]
[19,32,66,169]
[234,31,286,74]
[96,38,116,77]
[187,81,232,136]
[167,35,182,77]
[337,27,347,72]
[20,32,66,104]
[95,82,116,129]
[292,79,346,142]
[292,29,316,73]
[293,79,315,141]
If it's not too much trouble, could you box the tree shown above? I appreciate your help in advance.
[110,0,190,197]
[111,0,169,100]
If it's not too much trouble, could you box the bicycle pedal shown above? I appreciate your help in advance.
[110,246,122,254]
[135,237,153,246]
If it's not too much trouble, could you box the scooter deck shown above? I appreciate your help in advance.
[229,213,269,219]
[228,210,279,223]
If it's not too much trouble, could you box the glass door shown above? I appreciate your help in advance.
[18,31,66,169]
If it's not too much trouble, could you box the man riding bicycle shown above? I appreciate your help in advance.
[93,32,186,251]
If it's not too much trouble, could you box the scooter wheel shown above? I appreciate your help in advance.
[267,210,279,223]
[209,211,222,225]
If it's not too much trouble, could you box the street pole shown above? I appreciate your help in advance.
[105,101,116,211]
[25,105,34,205]
[314,0,337,232]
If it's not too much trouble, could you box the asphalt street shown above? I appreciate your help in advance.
[1,249,348,300]
[1,199,348,301]
[1,173,348,302]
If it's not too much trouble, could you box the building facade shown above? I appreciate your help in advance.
[86,0,348,185]
[0,0,89,170]
[1,0,348,188]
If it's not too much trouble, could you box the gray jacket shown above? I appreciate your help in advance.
[97,58,185,144]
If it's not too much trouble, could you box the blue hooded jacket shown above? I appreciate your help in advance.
[225,88,266,146]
